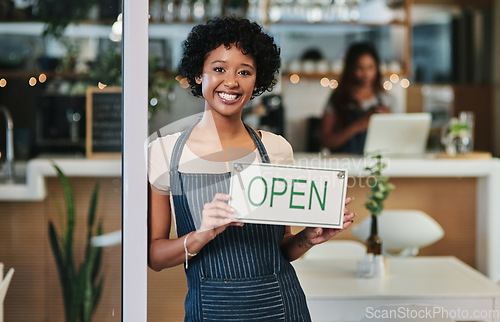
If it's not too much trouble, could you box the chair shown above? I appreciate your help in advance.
[302,239,366,260]
[357,304,455,322]
[0,263,15,322]
[351,210,444,257]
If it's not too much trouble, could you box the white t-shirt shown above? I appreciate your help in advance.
[148,130,294,195]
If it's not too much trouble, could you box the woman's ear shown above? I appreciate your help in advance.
[195,76,202,84]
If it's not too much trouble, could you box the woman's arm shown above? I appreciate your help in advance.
[320,111,371,150]
[280,197,356,262]
[149,188,200,271]
[149,188,241,271]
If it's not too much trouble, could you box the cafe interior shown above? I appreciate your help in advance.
[1,0,500,321]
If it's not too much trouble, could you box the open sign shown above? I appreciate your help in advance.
[229,163,348,228]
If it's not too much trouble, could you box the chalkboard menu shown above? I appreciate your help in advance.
[86,87,122,158]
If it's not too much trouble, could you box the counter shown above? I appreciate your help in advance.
[1,154,499,282]
[294,153,500,283]
[0,158,121,201]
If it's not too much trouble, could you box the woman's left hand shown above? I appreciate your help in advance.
[301,197,356,247]
[374,105,391,114]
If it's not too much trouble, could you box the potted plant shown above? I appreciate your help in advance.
[364,153,395,255]
[48,164,104,322]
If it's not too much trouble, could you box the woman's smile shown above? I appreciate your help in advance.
[217,91,240,103]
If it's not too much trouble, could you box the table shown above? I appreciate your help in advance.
[292,256,500,322]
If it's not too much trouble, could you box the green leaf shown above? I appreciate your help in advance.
[85,183,100,261]
[91,222,104,283]
[88,183,100,229]
[48,222,65,287]
[80,263,93,322]
[50,165,104,322]
[363,153,395,216]
[53,164,75,271]
[51,196,65,236]
[49,221,74,321]
[93,277,104,312]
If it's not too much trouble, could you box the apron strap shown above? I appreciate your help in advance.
[170,122,198,174]
[244,123,270,164]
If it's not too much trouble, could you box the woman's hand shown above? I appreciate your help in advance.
[197,193,243,242]
[352,105,390,134]
[299,197,356,248]
[352,113,373,133]
[374,104,390,114]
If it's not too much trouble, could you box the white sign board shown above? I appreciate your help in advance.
[229,162,348,228]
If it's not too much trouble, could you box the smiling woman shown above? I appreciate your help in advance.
[147,16,355,321]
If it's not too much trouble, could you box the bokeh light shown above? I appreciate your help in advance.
[320,77,330,87]
[400,78,410,88]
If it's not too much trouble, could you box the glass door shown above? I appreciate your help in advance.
[0,0,124,321]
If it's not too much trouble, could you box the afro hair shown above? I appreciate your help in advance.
[178,16,281,98]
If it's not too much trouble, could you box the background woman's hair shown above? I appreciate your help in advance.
[329,42,384,121]
[178,16,281,98]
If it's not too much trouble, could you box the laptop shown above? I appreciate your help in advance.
[363,113,432,157]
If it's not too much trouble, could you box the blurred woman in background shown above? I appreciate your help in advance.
[321,42,392,154]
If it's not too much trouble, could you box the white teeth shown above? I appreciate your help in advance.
[218,92,238,101]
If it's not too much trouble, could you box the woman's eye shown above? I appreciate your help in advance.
[214,67,224,72]
[239,70,252,76]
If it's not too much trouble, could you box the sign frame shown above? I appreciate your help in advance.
[86,86,122,159]
[229,162,348,228]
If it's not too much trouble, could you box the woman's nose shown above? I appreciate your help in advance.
[224,73,238,88]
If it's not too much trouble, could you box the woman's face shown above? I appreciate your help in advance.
[199,43,256,118]
[353,53,378,87]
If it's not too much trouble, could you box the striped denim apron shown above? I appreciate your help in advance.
[170,122,311,321]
